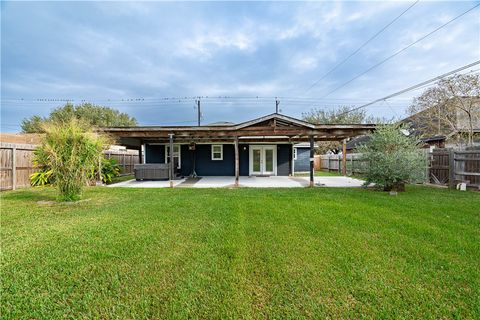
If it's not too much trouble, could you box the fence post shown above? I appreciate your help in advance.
[350,155,354,176]
[338,154,341,173]
[12,146,17,190]
[448,149,455,189]
[122,153,126,174]
[425,150,430,184]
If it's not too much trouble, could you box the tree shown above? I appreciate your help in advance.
[357,124,425,192]
[302,106,380,125]
[34,119,108,201]
[408,74,480,146]
[21,103,137,133]
[302,106,387,153]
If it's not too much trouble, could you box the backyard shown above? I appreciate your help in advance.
[1,186,479,319]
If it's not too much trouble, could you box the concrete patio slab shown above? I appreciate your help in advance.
[107,179,185,188]
[108,176,366,188]
[312,176,365,187]
[239,176,306,188]
[191,176,236,188]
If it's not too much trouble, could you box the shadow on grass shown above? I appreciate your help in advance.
[1,187,58,202]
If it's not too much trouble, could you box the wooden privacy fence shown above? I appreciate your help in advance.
[318,153,367,176]
[1,143,37,191]
[1,142,139,191]
[429,148,480,189]
[104,150,140,176]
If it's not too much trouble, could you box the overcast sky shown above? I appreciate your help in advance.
[1,1,479,132]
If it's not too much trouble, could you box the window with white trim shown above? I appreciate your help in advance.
[211,145,223,160]
[165,145,181,168]
[293,147,297,160]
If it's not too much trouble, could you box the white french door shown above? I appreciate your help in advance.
[249,145,276,176]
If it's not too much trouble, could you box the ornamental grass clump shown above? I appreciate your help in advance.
[358,124,426,192]
[35,119,107,201]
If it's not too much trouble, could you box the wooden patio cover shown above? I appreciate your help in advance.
[101,113,375,187]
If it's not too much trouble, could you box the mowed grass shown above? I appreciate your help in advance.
[1,186,479,319]
[295,170,342,177]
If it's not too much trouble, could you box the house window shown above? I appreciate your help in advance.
[293,148,297,160]
[211,145,223,160]
[165,145,181,169]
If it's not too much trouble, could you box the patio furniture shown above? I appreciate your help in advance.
[134,164,170,180]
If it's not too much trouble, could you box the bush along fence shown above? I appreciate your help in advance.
[318,147,480,190]
[0,142,139,191]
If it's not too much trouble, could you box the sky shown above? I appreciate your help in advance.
[1,1,479,132]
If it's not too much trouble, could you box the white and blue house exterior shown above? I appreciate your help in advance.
[104,113,374,185]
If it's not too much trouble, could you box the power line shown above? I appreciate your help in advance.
[320,2,480,98]
[305,0,419,93]
[1,96,415,104]
[336,60,480,116]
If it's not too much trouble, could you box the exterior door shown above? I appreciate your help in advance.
[250,146,276,176]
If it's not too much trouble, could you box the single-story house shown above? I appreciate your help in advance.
[102,113,374,186]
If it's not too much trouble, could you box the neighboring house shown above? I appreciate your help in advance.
[293,142,318,172]
[402,97,480,147]
[102,113,374,181]
[343,135,371,154]
[343,134,446,153]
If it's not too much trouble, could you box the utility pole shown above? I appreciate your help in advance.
[196,98,201,126]
[275,97,280,114]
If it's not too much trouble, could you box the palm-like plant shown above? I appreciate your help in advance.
[35,119,108,201]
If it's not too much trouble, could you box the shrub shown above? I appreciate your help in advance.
[35,119,108,201]
[88,158,121,183]
[357,125,426,191]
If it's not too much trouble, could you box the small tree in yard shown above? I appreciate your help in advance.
[358,125,425,192]
[303,106,389,153]
[35,119,107,201]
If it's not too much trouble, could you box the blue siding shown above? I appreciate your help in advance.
[194,144,235,176]
[179,145,193,176]
[145,143,292,176]
[277,144,292,176]
[239,144,249,176]
[145,144,165,163]
[294,147,311,172]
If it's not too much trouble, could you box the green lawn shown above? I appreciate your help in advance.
[295,170,342,177]
[107,174,135,184]
[1,186,479,319]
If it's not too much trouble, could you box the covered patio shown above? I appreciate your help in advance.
[102,113,375,187]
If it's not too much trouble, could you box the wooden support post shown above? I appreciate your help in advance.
[12,146,16,190]
[309,136,314,187]
[139,146,143,164]
[234,137,239,187]
[448,148,455,189]
[342,140,347,176]
[169,134,174,188]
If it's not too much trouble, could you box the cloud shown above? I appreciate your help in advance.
[1,1,479,130]
[178,31,256,58]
